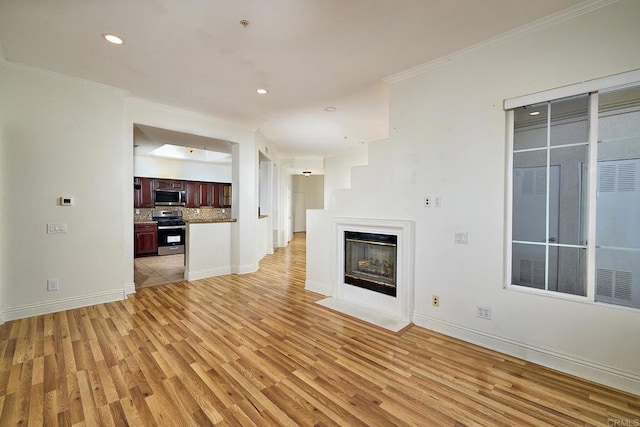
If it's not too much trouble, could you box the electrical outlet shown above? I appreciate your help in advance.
[47,279,59,291]
[424,196,431,207]
[477,306,491,320]
[432,295,440,307]
[454,232,468,244]
[434,196,441,207]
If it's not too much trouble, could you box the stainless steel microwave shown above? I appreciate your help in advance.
[154,189,186,206]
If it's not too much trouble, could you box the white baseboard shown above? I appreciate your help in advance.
[124,282,136,295]
[2,289,127,322]
[413,313,640,396]
[233,263,259,274]
[185,266,232,281]
[305,280,332,296]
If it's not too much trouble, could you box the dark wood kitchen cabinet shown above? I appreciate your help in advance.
[134,177,155,208]
[156,179,184,190]
[185,181,199,207]
[134,223,157,257]
[199,183,230,208]
[199,182,214,206]
[221,183,231,208]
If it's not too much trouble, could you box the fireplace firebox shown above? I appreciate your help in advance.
[344,231,397,297]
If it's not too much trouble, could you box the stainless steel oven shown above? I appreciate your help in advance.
[152,210,186,256]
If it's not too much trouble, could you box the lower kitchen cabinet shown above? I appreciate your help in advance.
[135,223,157,257]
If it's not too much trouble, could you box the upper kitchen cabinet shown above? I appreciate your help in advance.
[221,183,231,208]
[134,177,155,208]
[185,181,199,208]
[199,182,214,207]
[156,179,185,190]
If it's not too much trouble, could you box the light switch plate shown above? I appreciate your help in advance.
[47,223,67,234]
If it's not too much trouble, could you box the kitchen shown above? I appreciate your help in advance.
[133,124,236,288]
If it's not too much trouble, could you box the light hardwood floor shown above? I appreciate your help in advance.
[1,233,638,426]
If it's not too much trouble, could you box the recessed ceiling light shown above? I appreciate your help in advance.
[529,111,541,116]
[257,88,269,95]
[324,106,337,112]
[102,33,124,45]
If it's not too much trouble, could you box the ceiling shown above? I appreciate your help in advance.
[0,0,586,158]
[134,124,233,163]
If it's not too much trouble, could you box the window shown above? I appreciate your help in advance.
[506,71,640,309]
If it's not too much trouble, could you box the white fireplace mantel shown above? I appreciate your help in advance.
[316,217,415,332]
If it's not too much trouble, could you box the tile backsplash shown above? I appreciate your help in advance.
[134,207,231,222]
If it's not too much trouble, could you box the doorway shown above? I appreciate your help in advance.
[293,192,306,232]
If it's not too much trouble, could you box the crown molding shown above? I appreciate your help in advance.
[0,54,130,96]
[383,0,620,84]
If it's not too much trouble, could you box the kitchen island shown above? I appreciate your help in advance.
[184,218,237,280]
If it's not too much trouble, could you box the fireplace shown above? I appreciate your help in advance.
[315,217,414,332]
[344,231,397,297]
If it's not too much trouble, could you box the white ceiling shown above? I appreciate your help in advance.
[134,124,233,163]
[0,0,586,158]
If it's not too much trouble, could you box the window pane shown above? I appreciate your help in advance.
[596,85,640,308]
[513,151,547,243]
[599,85,640,143]
[512,243,545,288]
[514,102,547,150]
[550,95,589,146]
[550,246,587,296]
[549,145,589,246]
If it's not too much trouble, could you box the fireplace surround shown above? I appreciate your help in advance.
[317,217,415,332]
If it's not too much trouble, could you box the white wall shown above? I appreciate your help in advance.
[292,175,324,209]
[0,60,265,321]
[307,0,640,394]
[0,62,130,320]
[134,155,231,182]
[323,146,368,210]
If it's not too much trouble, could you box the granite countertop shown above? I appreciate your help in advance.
[134,221,156,225]
[186,218,237,224]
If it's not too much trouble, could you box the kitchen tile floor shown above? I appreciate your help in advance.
[134,254,185,288]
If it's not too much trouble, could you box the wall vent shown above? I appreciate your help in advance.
[596,268,613,297]
[615,270,633,300]
[600,162,637,192]
[597,268,633,301]
[599,165,617,192]
[618,163,636,192]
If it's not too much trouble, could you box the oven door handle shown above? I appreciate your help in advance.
[157,226,186,230]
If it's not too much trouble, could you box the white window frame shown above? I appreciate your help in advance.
[504,69,640,304]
